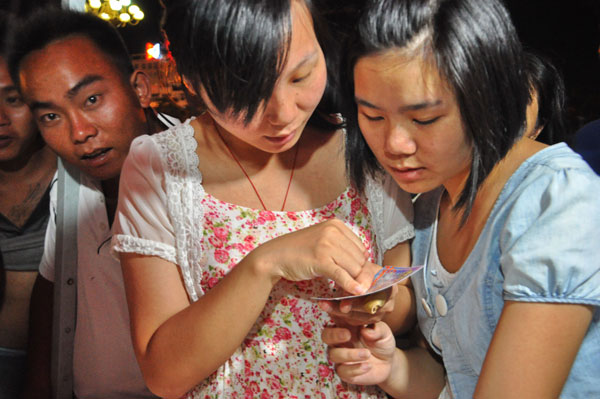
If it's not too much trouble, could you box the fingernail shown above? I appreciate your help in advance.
[353,283,366,295]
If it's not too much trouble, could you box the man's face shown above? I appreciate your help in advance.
[0,57,39,163]
[19,36,148,180]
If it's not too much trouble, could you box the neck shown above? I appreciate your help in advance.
[442,164,471,208]
[0,140,54,181]
[211,117,299,169]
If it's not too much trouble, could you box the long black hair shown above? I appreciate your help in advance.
[345,0,530,218]
[162,0,341,130]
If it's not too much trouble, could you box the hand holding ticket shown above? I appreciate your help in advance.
[312,265,424,309]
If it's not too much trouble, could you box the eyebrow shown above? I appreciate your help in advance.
[67,75,104,98]
[290,51,318,72]
[355,97,442,112]
[0,85,18,94]
[29,74,104,112]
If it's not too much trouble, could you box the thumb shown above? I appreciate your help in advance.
[355,262,380,292]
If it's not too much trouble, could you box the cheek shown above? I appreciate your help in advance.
[301,65,327,109]
[9,106,34,128]
[358,121,384,157]
[40,129,68,155]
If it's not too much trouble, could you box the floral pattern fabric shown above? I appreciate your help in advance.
[188,192,384,399]
[113,120,413,398]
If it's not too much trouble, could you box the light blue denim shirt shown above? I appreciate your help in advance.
[410,144,600,398]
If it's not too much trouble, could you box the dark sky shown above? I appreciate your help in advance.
[117,0,164,55]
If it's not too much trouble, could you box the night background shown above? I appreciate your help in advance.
[3,0,600,140]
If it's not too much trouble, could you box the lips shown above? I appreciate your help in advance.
[78,147,114,169]
[0,135,13,149]
[389,165,425,183]
[81,147,111,160]
[264,130,296,146]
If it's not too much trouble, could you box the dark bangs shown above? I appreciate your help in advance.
[163,0,292,124]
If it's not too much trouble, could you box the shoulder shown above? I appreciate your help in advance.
[501,144,600,214]
[496,145,600,303]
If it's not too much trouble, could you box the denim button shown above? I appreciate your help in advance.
[421,297,433,317]
[435,294,448,316]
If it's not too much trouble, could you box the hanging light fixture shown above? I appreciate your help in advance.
[85,0,145,27]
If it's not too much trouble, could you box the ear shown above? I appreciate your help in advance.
[130,70,152,108]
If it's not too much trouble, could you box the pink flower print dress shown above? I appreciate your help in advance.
[112,119,415,398]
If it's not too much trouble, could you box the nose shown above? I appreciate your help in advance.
[69,112,97,143]
[384,123,417,156]
[265,86,298,128]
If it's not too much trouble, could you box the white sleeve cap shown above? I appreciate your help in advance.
[111,135,177,263]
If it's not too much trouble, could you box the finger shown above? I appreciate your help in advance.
[321,327,352,346]
[318,300,335,313]
[320,264,366,296]
[335,362,373,382]
[328,346,371,364]
[339,298,356,314]
[359,322,392,345]
[354,261,380,291]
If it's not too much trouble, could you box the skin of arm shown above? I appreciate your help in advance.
[120,218,377,398]
[22,274,53,399]
[474,301,594,398]
[323,321,445,399]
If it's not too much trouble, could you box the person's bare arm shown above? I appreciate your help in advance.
[474,301,593,398]
[121,219,375,398]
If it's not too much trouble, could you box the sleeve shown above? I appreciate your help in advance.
[111,135,177,264]
[500,167,600,306]
[365,173,415,258]
[38,173,58,282]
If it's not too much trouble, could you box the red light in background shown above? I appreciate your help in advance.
[146,42,162,60]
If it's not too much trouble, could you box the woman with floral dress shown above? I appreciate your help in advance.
[111,0,414,398]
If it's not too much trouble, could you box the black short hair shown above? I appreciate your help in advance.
[162,0,341,129]
[0,11,16,59]
[8,7,133,86]
[344,0,530,218]
[524,51,567,145]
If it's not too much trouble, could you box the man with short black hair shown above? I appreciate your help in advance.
[9,7,177,398]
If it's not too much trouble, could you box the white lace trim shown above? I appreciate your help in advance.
[152,118,206,301]
[112,234,177,264]
[364,174,415,263]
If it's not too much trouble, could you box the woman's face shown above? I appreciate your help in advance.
[354,51,472,197]
[201,0,327,154]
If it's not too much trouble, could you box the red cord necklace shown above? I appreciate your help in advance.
[214,122,299,211]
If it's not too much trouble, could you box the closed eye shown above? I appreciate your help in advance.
[6,95,24,106]
[361,112,384,122]
[292,70,312,84]
[413,116,440,125]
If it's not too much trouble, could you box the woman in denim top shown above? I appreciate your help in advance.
[322,0,600,397]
